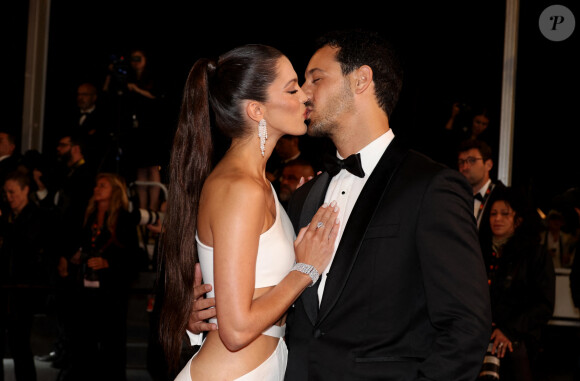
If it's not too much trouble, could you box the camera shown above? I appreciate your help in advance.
[108,54,130,91]
[135,208,165,226]
[477,341,500,380]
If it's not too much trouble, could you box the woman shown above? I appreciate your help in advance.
[65,173,139,381]
[160,44,340,380]
[0,170,53,381]
[482,187,555,380]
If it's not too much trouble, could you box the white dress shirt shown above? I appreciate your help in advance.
[318,129,395,304]
[474,179,492,228]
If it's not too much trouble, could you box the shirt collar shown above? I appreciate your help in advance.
[81,105,96,114]
[337,129,395,178]
[478,179,492,197]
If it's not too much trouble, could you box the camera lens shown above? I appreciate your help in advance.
[478,341,500,380]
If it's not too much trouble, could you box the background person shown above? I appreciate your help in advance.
[0,170,54,381]
[482,187,555,380]
[61,173,139,381]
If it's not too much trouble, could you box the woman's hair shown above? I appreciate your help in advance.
[84,173,129,237]
[158,44,284,371]
[491,186,542,242]
[4,169,30,189]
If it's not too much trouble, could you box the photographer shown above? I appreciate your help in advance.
[102,49,168,212]
[60,173,140,381]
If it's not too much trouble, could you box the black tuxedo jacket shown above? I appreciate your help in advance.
[285,137,492,380]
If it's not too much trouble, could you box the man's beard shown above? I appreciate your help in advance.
[307,80,354,138]
[279,187,292,202]
[58,151,72,165]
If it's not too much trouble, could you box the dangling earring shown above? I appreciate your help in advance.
[258,118,268,157]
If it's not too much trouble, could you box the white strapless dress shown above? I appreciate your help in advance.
[174,184,295,381]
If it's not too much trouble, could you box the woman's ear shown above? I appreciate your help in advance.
[246,100,264,123]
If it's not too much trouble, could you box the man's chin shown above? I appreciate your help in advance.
[279,191,291,202]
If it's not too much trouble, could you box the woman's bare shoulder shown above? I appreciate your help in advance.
[204,172,263,202]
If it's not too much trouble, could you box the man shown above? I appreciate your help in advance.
[267,135,309,193]
[0,131,21,214]
[0,171,54,381]
[457,139,506,249]
[0,131,20,182]
[74,82,114,172]
[188,29,491,380]
[278,158,315,210]
[33,134,95,371]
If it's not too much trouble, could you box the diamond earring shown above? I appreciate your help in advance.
[258,118,267,157]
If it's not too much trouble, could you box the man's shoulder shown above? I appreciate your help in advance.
[400,149,452,177]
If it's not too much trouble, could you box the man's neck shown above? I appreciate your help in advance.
[473,177,491,195]
[68,157,85,168]
[334,106,390,157]
[335,124,390,158]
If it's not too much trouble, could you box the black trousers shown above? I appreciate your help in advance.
[0,294,38,381]
[63,286,129,381]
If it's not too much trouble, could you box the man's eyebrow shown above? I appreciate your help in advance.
[306,68,324,76]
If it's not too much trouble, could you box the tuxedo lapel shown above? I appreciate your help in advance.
[318,138,408,322]
[299,172,331,229]
[298,172,332,325]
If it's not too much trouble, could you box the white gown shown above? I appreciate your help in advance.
[175,185,296,381]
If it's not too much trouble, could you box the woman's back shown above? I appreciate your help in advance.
[183,162,295,380]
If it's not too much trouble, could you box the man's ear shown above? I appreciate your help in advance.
[353,65,373,94]
[246,100,264,123]
[485,158,494,172]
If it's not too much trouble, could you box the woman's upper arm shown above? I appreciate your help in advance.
[210,181,265,331]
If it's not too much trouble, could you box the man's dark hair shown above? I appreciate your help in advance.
[458,139,493,162]
[314,29,403,118]
[60,132,86,154]
[0,130,16,145]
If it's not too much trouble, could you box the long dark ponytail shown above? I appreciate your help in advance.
[158,58,213,372]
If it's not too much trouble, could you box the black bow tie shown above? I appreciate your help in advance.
[323,153,365,178]
[473,193,484,202]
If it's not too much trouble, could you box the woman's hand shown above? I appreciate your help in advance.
[87,257,109,270]
[294,201,340,274]
[490,327,513,358]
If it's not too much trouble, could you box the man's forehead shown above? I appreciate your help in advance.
[306,46,339,74]
[459,148,480,157]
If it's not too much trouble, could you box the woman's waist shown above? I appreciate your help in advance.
[209,315,287,338]
[192,330,283,376]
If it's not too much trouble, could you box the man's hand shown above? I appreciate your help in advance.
[187,262,217,334]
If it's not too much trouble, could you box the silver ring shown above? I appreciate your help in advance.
[316,222,324,229]
[498,342,504,347]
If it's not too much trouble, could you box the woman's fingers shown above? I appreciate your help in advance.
[311,201,338,232]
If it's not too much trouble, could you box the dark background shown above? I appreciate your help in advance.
[5,0,578,213]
